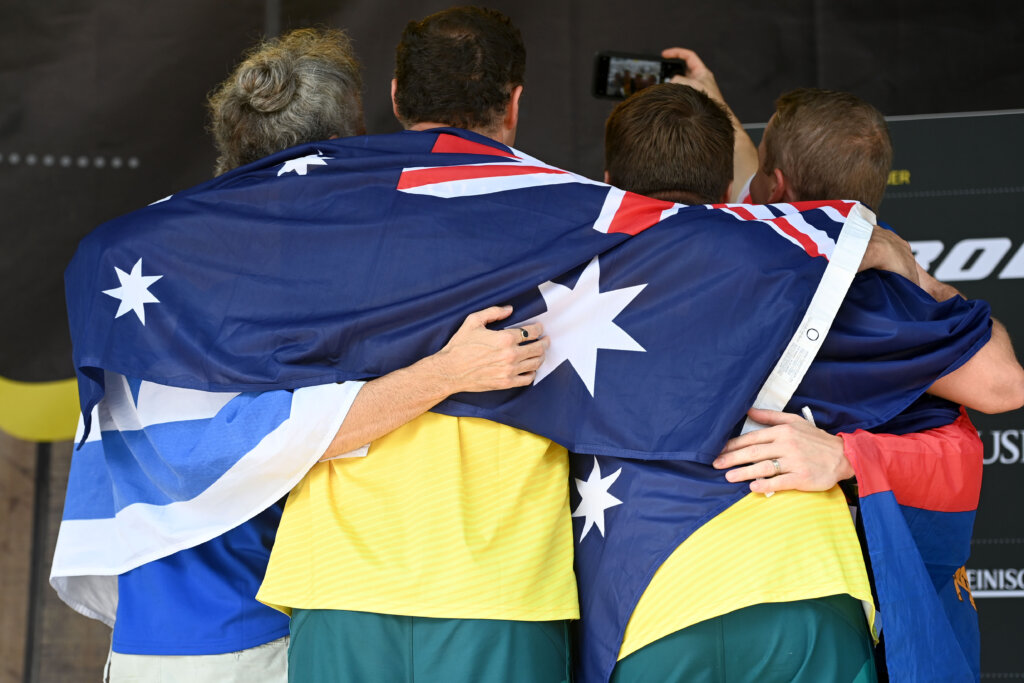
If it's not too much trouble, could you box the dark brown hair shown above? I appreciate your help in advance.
[605,83,734,203]
[394,7,525,134]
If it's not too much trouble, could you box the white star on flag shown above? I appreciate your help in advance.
[277,152,332,176]
[520,256,646,395]
[102,258,162,325]
[572,456,623,541]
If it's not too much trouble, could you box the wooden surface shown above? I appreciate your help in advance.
[1,434,109,683]
[0,430,34,683]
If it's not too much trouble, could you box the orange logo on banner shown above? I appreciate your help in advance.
[954,566,977,610]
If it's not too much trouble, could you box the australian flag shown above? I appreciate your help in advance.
[56,128,989,679]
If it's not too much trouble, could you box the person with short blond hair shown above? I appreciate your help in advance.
[752,87,893,210]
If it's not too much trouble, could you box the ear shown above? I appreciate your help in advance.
[721,180,733,204]
[501,85,524,145]
[765,167,788,204]
[390,79,400,121]
[603,170,611,184]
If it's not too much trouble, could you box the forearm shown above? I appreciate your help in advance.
[660,47,756,202]
[730,118,759,203]
[916,264,962,302]
[319,305,545,459]
[321,355,454,459]
[927,318,1024,413]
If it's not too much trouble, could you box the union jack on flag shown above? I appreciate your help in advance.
[56,128,989,680]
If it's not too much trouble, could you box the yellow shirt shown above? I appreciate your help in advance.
[258,412,578,621]
[621,487,874,659]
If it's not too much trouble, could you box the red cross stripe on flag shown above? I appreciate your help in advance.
[396,133,678,236]
[396,132,857,256]
[715,200,859,260]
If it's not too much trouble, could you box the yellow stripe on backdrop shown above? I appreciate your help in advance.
[0,376,79,442]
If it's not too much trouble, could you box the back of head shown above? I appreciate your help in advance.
[208,28,364,176]
[762,88,892,208]
[393,6,525,135]
[604,83,734,204]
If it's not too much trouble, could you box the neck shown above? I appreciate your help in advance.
[645,188,714,205]
[406,121,505,143]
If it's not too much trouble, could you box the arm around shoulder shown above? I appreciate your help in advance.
[927,318,1024,413]
[320,306,547,459]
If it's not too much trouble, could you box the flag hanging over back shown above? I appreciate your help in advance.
[60,128,991,681]
[65,128,983,460]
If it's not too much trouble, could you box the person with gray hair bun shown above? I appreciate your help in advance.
[207,27,365,176]
[99,26,548,683]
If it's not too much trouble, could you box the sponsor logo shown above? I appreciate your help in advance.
[954,566,977,609]
[910,238,1024,282]
[981,429,1024,465]
[965,568,1024,597]
[887,169,911,186]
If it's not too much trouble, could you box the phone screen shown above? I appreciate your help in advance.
[593,53,686,99]
[606,56,661,97]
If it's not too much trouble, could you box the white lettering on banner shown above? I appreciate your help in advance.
[966,568,1024,597]
[911,240,945,271]
[909,239,1024,281]
[984,430,1024,465]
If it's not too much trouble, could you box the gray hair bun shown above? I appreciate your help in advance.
[238,57,299,113]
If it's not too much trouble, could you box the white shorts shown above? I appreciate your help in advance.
[104,636,287,683]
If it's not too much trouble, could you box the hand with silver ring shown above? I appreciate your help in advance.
[712,408,853,494]
[433,305,548,393]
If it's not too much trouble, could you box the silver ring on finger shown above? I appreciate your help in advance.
[770,458,782,477]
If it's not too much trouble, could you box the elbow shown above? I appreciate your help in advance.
[973,368,1024,414]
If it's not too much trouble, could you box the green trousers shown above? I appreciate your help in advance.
[611,595,877,683]
[287,609,570,683]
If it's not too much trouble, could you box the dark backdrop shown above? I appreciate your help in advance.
[1,0,1022,677]
[3,0,1022,383]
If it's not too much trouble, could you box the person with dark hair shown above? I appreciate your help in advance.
[391,6,525,138]
[604,82,735,204]
[600,67,1021,681]
[61,27,549,683]
[255,9,576,683]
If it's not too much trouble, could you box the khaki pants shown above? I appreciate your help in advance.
[105,636,287,683]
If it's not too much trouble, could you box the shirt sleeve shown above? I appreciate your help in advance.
[841,406,982,513]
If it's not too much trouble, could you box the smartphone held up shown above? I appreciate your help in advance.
[592,51,687,99]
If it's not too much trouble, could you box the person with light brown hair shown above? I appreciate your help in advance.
[751,87,893,210]
[598,51,1022,682]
